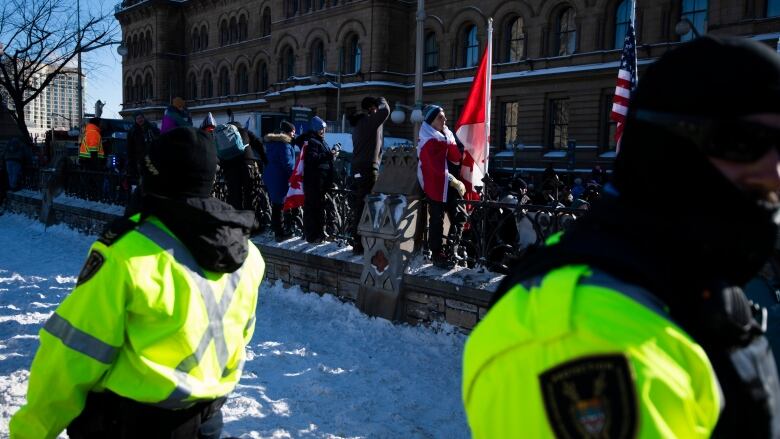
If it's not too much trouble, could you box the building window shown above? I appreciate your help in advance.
[501,101,519,150]
[257,62,269,91]
[220,20,229,46]
[311,40,325,74]
[201,26,208,49]
[770,0,780,17]
[135,75,143,100]
[303,0,312,12]
[125,78,133,102]
[236,65,249,94]
[548,99,569,149]
[239,15,248,41]
[132,35,139,58]
[192,30,200,51]
[506,17,525,62]
[262,8,271,36]
[202,70,213,98]
[146,30,152,55]
[144,73,153,100]
[229,17,238,43]
[424,32,439,72]
[188,73,197,99]
[287,0,298,17]
[346,35,361,73]
[614,1,632,49]
[680,0,707,41]
[282,47,296,79]
[556,7,577,55]
[602,94,618,151]
[219,67,231,96]
[463,25,479,67]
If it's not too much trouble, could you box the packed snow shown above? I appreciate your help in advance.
[0,213,469,438]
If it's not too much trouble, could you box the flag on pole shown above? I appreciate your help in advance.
[283,141,307,211]
[455,19,493,201]
[610,19,638,152]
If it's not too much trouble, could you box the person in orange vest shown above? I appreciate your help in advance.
[78,117,104,169]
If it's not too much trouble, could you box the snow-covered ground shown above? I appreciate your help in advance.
[0,213,469,438]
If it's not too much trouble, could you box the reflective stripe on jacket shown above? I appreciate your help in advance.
[78,123,104,158]
[462,265,721,438]
[10,216,264,439]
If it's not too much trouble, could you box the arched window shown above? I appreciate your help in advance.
[125,78,133,102]
[257,62,269,92]
[770,0,780,17]
[262,8,272,36]
[463,25,479,67]
[346,35,361,73]
[146,30,152,55]
[556,7,577,56]
[202,70,214,98]
[287,0,298,17]
[424,32,439,72]
[188,73,197,99]
[219,67,231,96]
[303,0,312,12]
[132,35,139,58]
[135,75,143,100]
[614,1,632,48]
[506,17,525,62]
[282,47,296,79]
[236,64,249,94]
[311,40,325,74]
[201,26,208,49]
[192,30,201,51]
[229,17,238,43]
[144,73,153,100]
[680,0,708,41]
[220,20,229,46]
[239,15,248,41]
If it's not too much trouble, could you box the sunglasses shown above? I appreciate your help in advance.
[633,109,780,163]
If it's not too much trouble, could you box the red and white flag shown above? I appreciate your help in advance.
[610,13,638,153]
[283,142,307,211]
[455,19,493,201]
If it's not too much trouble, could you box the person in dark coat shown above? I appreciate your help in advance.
[221,122,267,232]
[263,121,296,241]
[303,116,336,243]
[126,111,160,185]
[3,137,26,191]
[348,96,390,254]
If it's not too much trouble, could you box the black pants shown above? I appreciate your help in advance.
[428,189,467,255]
[350,169,377,249]
[67,391,225,439]
[223,159,257,212]
[303,174,326,241]
[271,202,293,236]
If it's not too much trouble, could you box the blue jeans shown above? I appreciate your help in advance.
[6,160,21,191]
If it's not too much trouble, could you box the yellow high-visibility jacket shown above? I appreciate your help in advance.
[10,216,265,439]
[463,265,721,439]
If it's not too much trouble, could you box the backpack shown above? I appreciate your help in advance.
[214,123,246,160]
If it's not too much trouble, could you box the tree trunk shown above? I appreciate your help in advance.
[9,97,33,146]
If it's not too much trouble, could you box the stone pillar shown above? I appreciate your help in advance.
[357,147,421,320]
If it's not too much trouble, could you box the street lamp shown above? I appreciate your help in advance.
[390,102,424,125]
[675,18,701,39]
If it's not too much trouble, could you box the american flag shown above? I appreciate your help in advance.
[610,22,638,152]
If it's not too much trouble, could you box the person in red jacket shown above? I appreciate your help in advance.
[417,105,467,268]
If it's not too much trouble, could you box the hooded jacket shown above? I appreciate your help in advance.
[350,98,389,172]
[417,122,461,202]
[263,132,296,204]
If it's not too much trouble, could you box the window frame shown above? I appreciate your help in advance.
[424,32,439,72]
[555,7,577,56]
[548,98,570,150]
[505,17,525,62]
[680,0,708,42]
[614,0,632,49]
[501,101,520,150]
[463,25,479,67]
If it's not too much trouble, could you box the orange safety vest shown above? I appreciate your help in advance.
[79,123,104,159]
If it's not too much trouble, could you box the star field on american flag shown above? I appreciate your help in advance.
[610,23,638,152]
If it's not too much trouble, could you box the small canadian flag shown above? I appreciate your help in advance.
[283,142,307,211]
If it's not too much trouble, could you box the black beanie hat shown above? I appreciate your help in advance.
[424,105,443,125]
[361,97,378,111]
[142,126,217,198]
[280,120,295,133]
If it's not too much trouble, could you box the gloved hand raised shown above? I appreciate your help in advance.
[448,174,466,197]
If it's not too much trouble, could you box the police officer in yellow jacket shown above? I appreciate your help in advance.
[463,36,780,438]
[10,126,265,438]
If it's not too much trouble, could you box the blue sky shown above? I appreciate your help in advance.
[82,0,123,119]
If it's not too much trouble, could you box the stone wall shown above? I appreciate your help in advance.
[5,191,502,332]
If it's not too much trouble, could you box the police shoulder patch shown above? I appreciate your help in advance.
[77,250,105,286]
[98,216,138,246]
[540,354,637,439]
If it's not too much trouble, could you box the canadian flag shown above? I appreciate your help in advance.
[283,141,307,211]
[455,22,492,202]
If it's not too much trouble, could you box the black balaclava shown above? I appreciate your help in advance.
[142,126,217,198]
[611,35,780,287]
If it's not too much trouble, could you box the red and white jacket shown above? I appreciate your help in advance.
[417,122,461,202]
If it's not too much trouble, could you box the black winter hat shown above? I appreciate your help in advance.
[142,126,217,198]
[280,120,296,133]
[361,97,378,111]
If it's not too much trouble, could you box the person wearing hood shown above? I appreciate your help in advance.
[264,121,297,241]
[417,105,467,269]
[10,127,265,439]
[302,116,336,243]
[463,36,780,438]
[160,97,193,134]
[126,111,160,184]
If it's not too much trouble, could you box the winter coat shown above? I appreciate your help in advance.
[351,98,390,172]
[160,105,193,134]
[417,122,461,202]
[303,132,334,187]
[127,121,160,177]
[263,132,296,204]
[243,130,268,166]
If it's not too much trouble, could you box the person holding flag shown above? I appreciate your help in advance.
[417,105,467,269]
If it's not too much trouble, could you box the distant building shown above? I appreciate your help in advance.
[116,0,780,173]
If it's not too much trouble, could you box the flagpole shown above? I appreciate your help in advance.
[631,0,638,82]
[485,18,493,178]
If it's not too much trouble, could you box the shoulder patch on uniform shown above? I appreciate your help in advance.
[98,217,138,246]
[540,354,637,439]
[77,250,105,286]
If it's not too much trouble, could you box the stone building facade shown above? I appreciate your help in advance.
[117,0,780,173]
